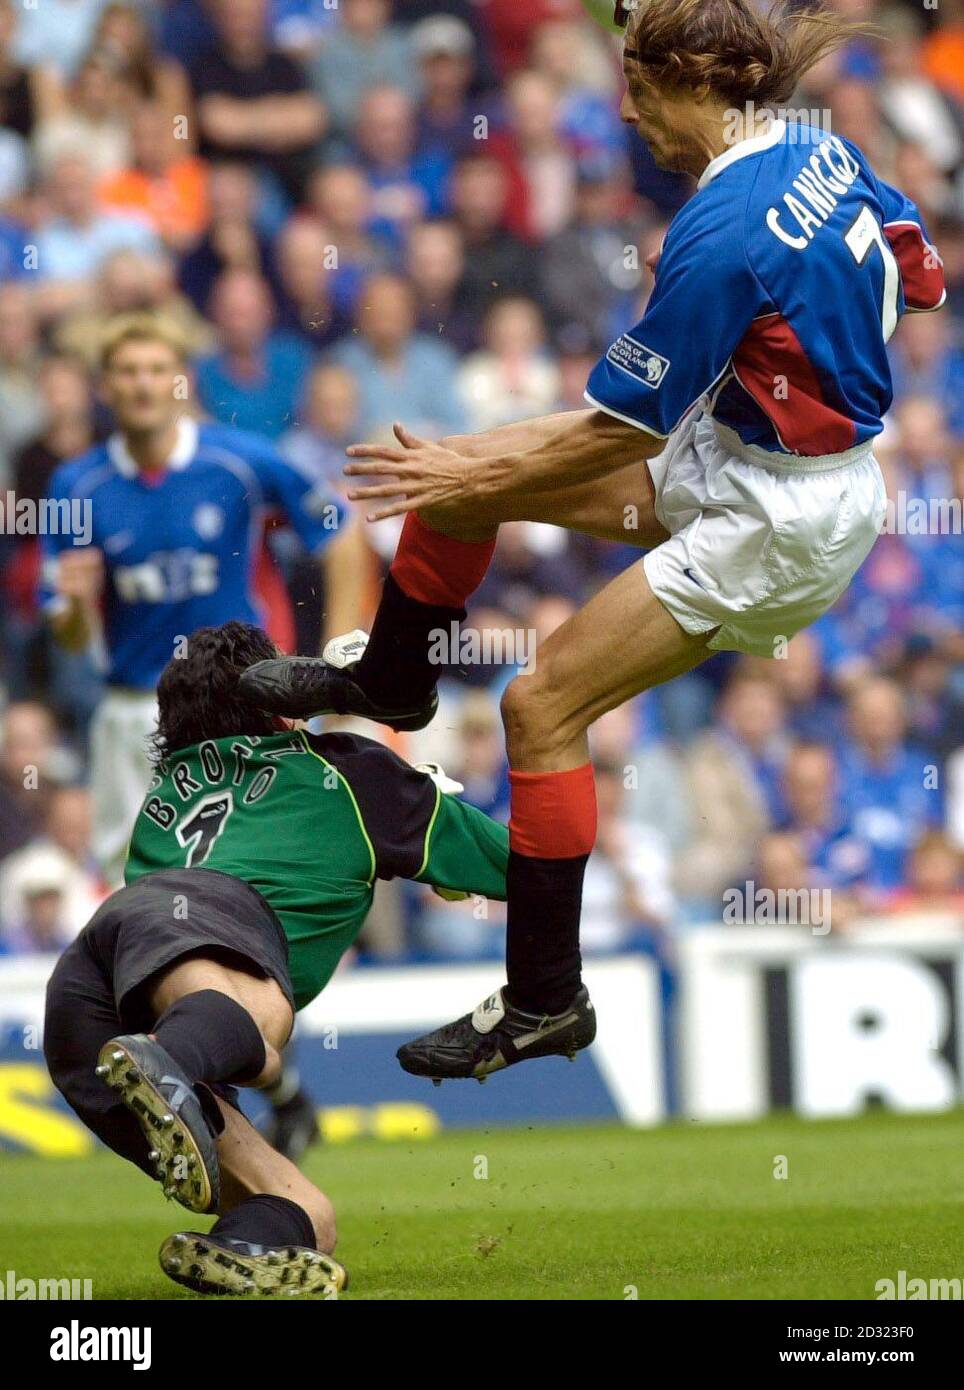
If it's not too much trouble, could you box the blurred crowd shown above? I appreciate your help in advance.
[0,0,962,962]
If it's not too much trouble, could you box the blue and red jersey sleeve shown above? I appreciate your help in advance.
[874,177,946,313]
[585,201,767,439]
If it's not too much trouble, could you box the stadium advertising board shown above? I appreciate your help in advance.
[679,922,964,1121]
[0,957,665,1155]
[3,925,963,1156]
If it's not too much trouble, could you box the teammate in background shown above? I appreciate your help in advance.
[44,621,509,1295]
[41,314,367,1152]
[240,0,946,1081]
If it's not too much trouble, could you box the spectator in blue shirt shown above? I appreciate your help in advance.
[815,529,933,684]
[767,631,843,746]
[330,272,464,437]
[779,741,870,891]
[272,216,352,351]
[929,535,964,639]
[304,163,393,317]
[889,310,964,439]
[412,15,484,162]
[33,153,158,316]
[270,0,339,56]
[10,0,105,78]
[196,267,315,437]
[840,676,943,893]
[887,395,956,515]
[451,691,511,823]
[354,86,452,252]
[280,360,361,501]
[308,0,416,136]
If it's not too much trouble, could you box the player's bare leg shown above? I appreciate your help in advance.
[158,963,323,1167]
[159,1096,346,1298]
[398,561,715,1079]
[213,1097,334,1247]
[148,956,293,1087]
[94,954,347,1295]
[96,957,294,1211]
[501,558,711,770]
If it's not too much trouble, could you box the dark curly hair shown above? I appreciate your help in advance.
[150,622,285,766]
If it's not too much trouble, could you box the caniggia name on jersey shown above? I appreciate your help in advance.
[766,135,861,251]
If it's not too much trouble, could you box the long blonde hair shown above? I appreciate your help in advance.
[623,0,872,106]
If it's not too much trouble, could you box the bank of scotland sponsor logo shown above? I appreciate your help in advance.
[606,334,670,389]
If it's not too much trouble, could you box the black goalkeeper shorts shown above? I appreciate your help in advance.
[43,868,294,1177]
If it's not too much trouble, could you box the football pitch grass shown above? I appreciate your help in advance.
[2,1109,963,1301]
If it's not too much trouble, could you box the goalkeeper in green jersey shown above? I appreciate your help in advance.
[43,620,509,1297]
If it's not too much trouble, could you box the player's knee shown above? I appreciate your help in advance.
[500,669,571,757]
[252,1040,284,1090]
[500,672,537,745]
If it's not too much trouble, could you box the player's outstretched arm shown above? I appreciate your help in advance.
[309,735,509,900]
[439,409,599,460]
[414,790,509,905]
[345,411,659,525]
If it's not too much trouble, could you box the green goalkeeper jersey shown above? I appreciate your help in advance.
[125,729,509,1010]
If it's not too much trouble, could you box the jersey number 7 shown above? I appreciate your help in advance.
[176,792,234,867]
[845,205,900,343]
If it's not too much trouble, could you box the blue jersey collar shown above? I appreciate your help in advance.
[108,416,199,479]
[697,118,787,191]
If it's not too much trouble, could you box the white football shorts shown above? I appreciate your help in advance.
[89,687,158,887]
[642,412,887,658]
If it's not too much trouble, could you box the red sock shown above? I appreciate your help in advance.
[356,513,496,706]
[390,512,495,608]
[509,764,598,859]
[505,765,596,1013]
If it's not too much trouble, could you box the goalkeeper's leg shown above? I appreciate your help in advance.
[159,1096,347,1298]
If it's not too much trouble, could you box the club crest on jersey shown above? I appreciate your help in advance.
[606,333,670,389]
[192,503,225,539]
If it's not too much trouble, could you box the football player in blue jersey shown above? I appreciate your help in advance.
[241,0,947,1084]
[42,313,366,1151]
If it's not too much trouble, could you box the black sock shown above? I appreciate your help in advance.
[209,1194,316,1250]
[504,851,586,1015]
[355,572,463,708]
[153,990,266,1085]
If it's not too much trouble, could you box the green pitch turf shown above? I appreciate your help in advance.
[2,1110,963,1300]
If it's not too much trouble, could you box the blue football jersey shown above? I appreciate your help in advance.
[40,418,345,690]
[586,120,946,456]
